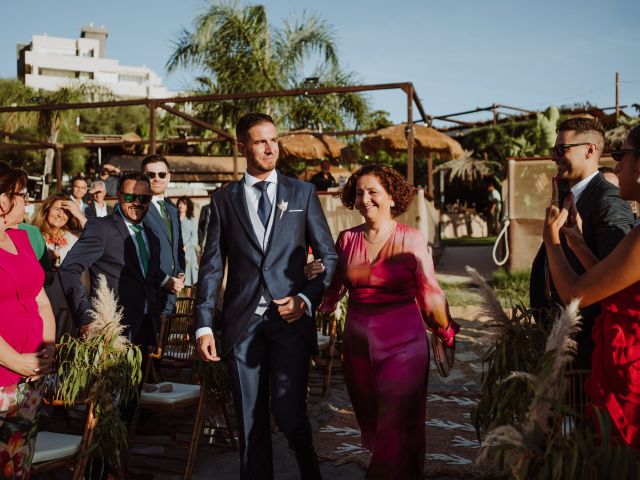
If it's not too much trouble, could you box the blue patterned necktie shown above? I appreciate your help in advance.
[254,181,271,227]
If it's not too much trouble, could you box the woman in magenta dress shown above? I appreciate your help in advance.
[0,163,56,478]
[544,125,640,447]
[313,165,458,479]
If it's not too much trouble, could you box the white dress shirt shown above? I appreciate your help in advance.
[95,203,108,218]
[571,170,599,202]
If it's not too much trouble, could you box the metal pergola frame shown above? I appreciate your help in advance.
[0,81,431,193]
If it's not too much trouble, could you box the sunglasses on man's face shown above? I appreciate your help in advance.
[121,193,152,204]
[611,149,640,162]
[145,171,168,180]
[549,143,591,157]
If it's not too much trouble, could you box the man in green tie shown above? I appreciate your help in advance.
[59,173,185,343]
[142,154,186,314]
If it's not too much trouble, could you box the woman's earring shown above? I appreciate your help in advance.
[391,201,396,207]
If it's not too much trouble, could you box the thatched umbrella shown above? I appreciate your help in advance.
[434,150,500,183]
[278,129,348,162]
[361,123,464,160]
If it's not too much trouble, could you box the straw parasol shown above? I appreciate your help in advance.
[278,129,348,162]
[361,123,464,160]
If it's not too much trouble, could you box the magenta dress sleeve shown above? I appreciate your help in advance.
[318,231,348,313]
[411,229,459,346]
[411,229,445,317]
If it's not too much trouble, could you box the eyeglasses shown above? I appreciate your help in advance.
[611,149,640,162]
[145,171,168,180]
[120,193,152,204]
[8,191,29,203]
[549,143,591,157]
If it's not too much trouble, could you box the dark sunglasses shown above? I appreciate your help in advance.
[611,149,640,162]
[121,193,152,204]
[145,171,168,179]
[549,143,591,157]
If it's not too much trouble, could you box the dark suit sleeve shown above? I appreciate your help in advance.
[198,205,210,246]
[300,185,338,308]
[590,190,635,259]
[177,223,186,274]
[194,194,227,330]
[58,220,105,327]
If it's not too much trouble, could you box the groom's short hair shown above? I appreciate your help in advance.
[236,112,275,142]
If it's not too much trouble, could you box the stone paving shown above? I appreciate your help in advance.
[133,245,497,479]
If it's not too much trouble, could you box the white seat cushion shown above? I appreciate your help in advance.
[141,382,201,405]
[33,431,82,463]
[317,333,331,350]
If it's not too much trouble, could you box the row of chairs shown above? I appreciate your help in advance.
[30,287,341,479]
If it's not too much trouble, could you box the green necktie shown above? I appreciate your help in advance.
[130,224,149,276]
[158,200,173,242]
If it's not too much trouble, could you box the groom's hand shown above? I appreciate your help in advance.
[273,296,306,323]
[197,334,221,362]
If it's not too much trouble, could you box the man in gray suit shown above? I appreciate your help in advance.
[195,113,337,480]
[142,154,185,311]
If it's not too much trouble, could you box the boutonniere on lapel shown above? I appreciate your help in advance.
[277,199,288,219]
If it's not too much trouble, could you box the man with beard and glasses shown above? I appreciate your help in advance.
[195,112,337,480]
[530,117,635,369]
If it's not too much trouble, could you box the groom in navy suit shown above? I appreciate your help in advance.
[195,113,337,480]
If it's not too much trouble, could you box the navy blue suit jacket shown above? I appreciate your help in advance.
[58,213,163,340]
[195,173,338,357]
[143,198,185,314]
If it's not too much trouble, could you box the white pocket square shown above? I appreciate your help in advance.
[289,209,303,212]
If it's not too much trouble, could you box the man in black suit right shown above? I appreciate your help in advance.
[530,117,635,369]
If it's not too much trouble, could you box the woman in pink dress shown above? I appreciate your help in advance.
[313,165,458,479]
[544,125,640,446]
[0,163,56,478]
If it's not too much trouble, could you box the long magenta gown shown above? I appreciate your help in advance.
[586,280,640,447]
[320,223,456,479]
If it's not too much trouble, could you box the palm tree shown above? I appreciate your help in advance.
[434,150,501,183]
[166,0,369,132]
[0,80,113,196]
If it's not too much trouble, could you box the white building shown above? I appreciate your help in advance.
[17,25,175,99]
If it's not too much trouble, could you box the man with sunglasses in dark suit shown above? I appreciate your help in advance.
[141,154,186,314]
[530,117,635,369]
[59,173,183,344]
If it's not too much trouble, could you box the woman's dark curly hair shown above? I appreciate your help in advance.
[338,164,415,217]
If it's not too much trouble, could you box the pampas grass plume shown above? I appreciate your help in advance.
[85,274,130,350]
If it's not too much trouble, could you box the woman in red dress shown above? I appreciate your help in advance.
[311,165,458,479]
[544,125,640,447]
[0,163,56,478]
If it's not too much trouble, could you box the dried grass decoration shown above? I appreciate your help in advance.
[467,267,637,479]
[55,274,143,467]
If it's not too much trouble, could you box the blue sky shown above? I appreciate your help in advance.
[2,0,639,125]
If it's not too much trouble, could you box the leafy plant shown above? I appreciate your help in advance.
[468,267,637,479]
[54,274,142,467]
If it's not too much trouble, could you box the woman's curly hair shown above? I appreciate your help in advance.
[338,164,415,217]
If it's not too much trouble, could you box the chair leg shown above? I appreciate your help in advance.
[184,387,207,480]
[217,392,237,450]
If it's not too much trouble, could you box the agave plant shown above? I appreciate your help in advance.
[55,274,142,467]
[468,267,637,479]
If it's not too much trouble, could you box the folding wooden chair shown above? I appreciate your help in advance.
[310,311,338,396]
[31,375,98,480]
[130,314,207,480]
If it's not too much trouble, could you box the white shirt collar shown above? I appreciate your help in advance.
[244,169,278,188]
[118,210,144,231]
[570,170,599,202]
